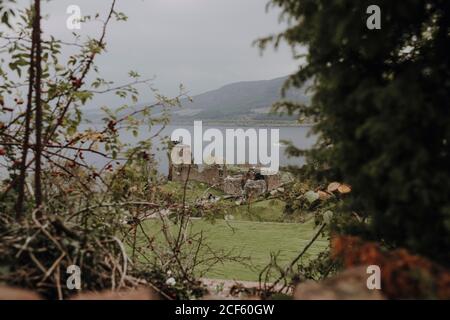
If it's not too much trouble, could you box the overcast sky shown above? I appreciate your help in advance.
[36,0,297,100]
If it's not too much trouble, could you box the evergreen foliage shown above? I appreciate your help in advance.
[260,0,450,266]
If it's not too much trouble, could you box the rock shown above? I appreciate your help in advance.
[294,267,385,300]
[337,184,352,194]
[223,176,243,196]
[318,190,331,200]
[265,174,282,191]
[0,285,42,300]
[244,180,266,198]
[71,287,158,300]
[304,191,320,203]
[327,182,341,193]
[323,210,334,224]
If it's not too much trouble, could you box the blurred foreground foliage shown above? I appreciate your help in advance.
[260,0,450,267]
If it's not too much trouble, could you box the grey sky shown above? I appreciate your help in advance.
[38,0,296,101]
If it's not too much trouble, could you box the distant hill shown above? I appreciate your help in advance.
[172,76,310,123]
[83,76,311,125]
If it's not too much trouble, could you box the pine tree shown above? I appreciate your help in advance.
[260,0,450,266]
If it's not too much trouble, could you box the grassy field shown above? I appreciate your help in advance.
[161,181,286,222]
[140,181,329,281]
[224,199,286,222]
[161,181,224,203]
[138,218,328,281]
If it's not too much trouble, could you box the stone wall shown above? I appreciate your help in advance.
[171,164,282,196]
[193,165,225,187]
[171,164,225,189]
[265,174,282,191]
[223,176,243,196]
[244,180,267,198]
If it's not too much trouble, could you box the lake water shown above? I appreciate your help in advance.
[0,124,317,178]
[114,124,316,175]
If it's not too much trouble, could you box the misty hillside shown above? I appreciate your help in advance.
[82,76,311,124]
[172,76,310,123]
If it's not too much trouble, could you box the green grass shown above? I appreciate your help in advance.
[144,181,328,281]
[161,181,286,222]
[161,181,224,202]
[225,199,286,222]
[137,218,328,281]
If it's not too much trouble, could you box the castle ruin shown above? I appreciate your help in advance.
[169,144,282,197]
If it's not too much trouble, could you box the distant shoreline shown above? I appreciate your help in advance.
[82,119,315,128]
[169,120,315,127]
